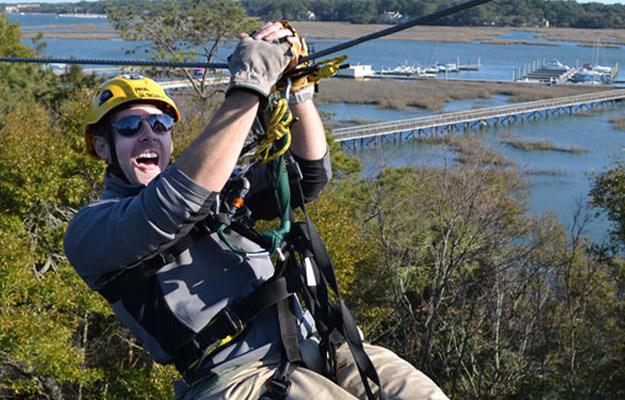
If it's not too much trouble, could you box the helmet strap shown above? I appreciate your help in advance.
[105,130,131,184]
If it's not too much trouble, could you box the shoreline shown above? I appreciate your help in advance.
[16,20,625,47]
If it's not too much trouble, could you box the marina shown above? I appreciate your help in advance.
[514,57,619,85]
[337,57,482,80]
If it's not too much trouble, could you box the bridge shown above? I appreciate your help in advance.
[332,89,625,149]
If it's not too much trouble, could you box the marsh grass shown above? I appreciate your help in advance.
[609,117,625,130]
[503,139,588,153]
[578,42,621,49]
[316,79,608,111]
[19,20,625,46]
[575,109,605,117]
[297,23,625,46]
[480,39,559,46]
[336,118,376,125]
[525,168,567,176]
[416,134,512,166]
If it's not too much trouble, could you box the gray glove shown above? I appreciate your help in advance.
[227,36,295,98]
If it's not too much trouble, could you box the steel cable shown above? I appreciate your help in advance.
[0,0,495,69]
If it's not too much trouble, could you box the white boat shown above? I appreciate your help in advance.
[380,62,436,79]
[571,64,614,84]
[425,62,458,74]
[542,59,569,71]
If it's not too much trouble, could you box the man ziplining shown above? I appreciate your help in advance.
[63,21,449,400]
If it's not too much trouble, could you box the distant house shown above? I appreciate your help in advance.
[18,4,40,9]
[378,11,402,24]
[6,4,41,12]
[296,10,315,21]
[537,18,549,27]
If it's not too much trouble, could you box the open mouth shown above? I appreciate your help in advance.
[135,151,160,168]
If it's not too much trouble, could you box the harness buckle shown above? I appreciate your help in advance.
[262,361,293,399]
[211,306,245,337]
[264,377,291,398]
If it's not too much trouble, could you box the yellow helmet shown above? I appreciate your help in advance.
[84,74,180,159]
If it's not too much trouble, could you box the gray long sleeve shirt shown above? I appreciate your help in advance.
[64,154,331,373]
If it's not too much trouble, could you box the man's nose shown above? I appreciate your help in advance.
[139,121,159,140]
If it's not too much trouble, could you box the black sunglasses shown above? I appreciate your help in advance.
[113,113,175,137]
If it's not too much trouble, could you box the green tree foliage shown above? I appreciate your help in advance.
[241,0,625,28]
[316,148,625,399]
[590,159,625,251]
[108,0,258,101]
[15,0,625,28]
[0,13,179,399]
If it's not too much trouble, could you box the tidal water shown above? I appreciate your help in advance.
[7,13,625,243]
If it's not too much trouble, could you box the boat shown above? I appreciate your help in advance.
[570,65,614,84]
[425,62,458,74]
[570,38,618,84]
[542,59,569,71]
[379,62,436,79]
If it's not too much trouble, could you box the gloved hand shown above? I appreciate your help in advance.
[274,23,316,102]
[227,28,296,98]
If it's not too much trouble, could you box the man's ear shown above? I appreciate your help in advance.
[93,135,112,163]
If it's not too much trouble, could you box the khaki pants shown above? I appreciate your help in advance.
[181,341,449,400]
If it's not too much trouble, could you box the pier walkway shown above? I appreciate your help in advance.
[332,89,625,149]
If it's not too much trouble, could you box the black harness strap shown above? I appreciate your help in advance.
[286,152,389,400]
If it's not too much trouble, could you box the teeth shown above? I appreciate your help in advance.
[140,152,158,159]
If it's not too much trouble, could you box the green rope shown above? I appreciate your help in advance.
[261,155,291,254]
[217,154,291,257]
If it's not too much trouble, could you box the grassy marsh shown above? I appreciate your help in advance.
[297,23,625,47]
[416,134,512,167]
[503,139,589,153]
[609,117,625,130]
[19,20,625,48]
[315,79,609,111]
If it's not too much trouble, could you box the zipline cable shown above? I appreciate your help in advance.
[0,0,494,69]
[299,0,494,63]
[0,57,227,69]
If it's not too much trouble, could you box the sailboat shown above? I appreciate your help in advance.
[571,38,618,84]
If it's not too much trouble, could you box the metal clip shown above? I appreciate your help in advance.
[283,78,292,103]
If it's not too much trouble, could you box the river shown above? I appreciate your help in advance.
[7,13,625,243]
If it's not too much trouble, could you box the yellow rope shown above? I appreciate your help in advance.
[251,55,347,165]
[253,97,292,164]
[310,55,348,83]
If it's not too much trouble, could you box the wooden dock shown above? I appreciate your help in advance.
[332,89,625,149]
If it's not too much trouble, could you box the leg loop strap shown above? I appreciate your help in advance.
[261,360,295,400]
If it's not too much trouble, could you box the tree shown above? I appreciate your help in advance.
[319,141,625,399]
[589,159,625,251]
[109,0,258,102]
